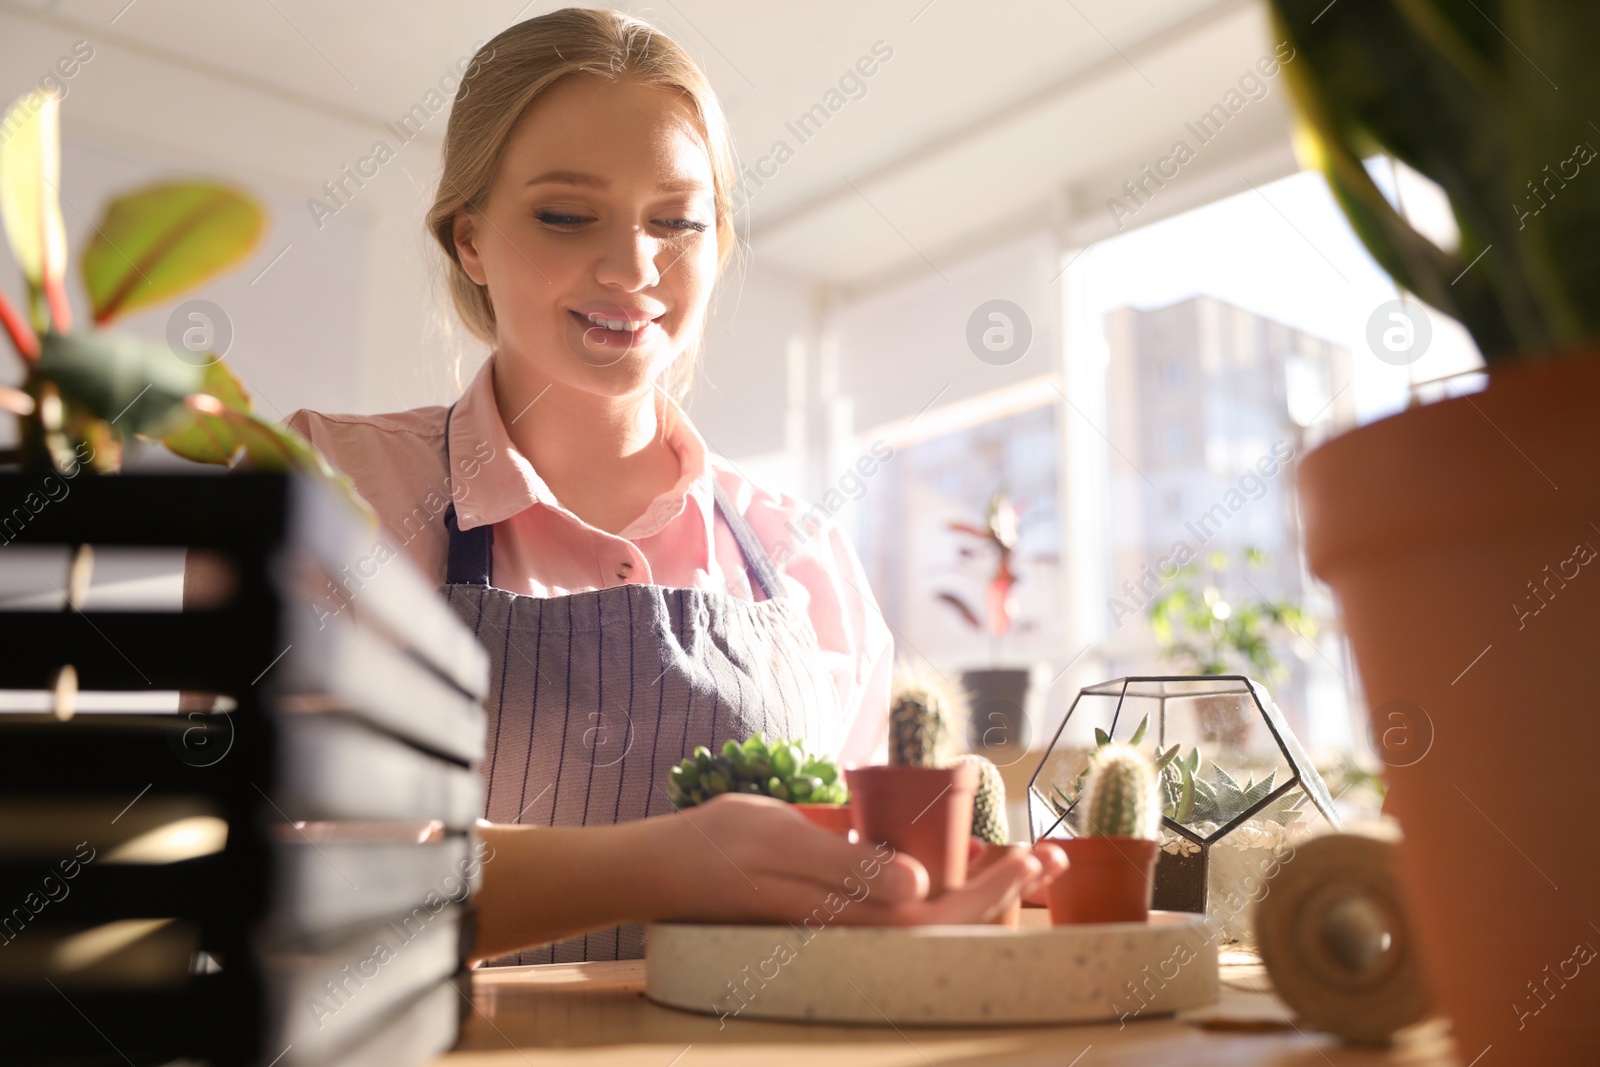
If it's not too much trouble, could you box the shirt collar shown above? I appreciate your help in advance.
[447,357,715,543]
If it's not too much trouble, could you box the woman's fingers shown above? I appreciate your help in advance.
[1021,841,1068,905]
[909,849,1043,925]
[677,795,925,904]
[655,797,1075,929]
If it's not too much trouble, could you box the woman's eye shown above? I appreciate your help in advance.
[658,218,709,233]
[536,211,591,228]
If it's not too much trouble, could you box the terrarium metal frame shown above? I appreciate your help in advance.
[1026,674,1342,915]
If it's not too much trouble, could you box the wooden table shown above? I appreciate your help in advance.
[436,953,1460,1066]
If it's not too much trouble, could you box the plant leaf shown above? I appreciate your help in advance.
[0,91,69,330]
[1093,726,1110,748]
[1129,713,1149,747]
[161,359,252,464]
[38,330,201,436]
[935,591,982,630]
[83,182,265,324]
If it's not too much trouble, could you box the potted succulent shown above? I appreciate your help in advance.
[956,751,1023,926]
[936,491,1038,752]
[1045,743,1162,925]
[1270,2,1600,1058]
[666,735,852,835]
[1047,710,1311,933]
[844,666,1007,898]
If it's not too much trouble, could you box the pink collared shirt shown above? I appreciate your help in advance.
[285,358,892,768]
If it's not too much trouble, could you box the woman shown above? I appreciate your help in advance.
[285,8,1065,965]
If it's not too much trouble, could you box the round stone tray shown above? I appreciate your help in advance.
[644,911,1217,1026]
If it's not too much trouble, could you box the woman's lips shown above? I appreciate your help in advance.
[568,309,664,347]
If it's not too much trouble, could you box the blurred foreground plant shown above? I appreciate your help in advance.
[0,90,364,514]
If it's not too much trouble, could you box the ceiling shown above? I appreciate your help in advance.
[2,0,1289,295]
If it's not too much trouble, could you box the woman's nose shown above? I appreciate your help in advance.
[593,225,662,290]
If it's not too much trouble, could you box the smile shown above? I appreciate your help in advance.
[571,310,664,335]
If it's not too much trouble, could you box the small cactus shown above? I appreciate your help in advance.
[952,753,1008,845]
[1083,743,1161,839]
[889,660,960,767]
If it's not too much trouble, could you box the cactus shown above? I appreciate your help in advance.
[1082,744,1161,840]
[889,660,959,768]
[666,733,848,809]
[952,753,1008,845]
[1047,714,1306,831]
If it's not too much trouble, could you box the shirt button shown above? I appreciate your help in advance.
[616,562,634,581]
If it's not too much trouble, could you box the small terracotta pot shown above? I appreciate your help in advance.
[969,842,1026,927]
[794,803,854,837]
[1046,837,1159,925]
[846,763,978,898]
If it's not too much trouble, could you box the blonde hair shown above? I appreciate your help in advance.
[427,7,739,405]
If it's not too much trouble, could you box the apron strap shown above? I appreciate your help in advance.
[439,403,785,599]
[711,480,784,601]
[443,403,494,586]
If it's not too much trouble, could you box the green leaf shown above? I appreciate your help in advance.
[82,181,265,324]
[772,742,798,780]
[1241,775,1275,810]
[38,330,201,435]
[161,359,251,464]
[1129,714,1149,747]
[0,91,68,327]
[1093,727,1110,748]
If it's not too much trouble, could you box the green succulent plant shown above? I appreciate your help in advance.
[951,752,1008,846]
[1081,743,1161,840]
[666,733,849,809]
[1164,755,1306,828]
[1047,712,1305,831]
[1269,0,1600,362]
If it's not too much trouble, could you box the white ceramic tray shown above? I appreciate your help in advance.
[644,910,1217,1026]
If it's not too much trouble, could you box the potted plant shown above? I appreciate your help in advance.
[1269,2,1600,1057]
[0,92,472,1064]
[1142,560,1316,925]
[666,735,853,835]
[842,667,1005,898]
[956,751,1023,926]
[1045,743,1162,924]
[1147,549,1311,747]
[936,491,1039,752]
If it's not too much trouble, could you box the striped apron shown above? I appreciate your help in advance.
[438,416,841,964]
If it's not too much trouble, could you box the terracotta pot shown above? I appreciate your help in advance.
[846,763,978,898]
[1046,837,1159,925]
[1298,353,1600,1060]
[969,842,1026,927]
[794,803,854,837]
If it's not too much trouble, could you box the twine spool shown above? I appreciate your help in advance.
[1255,827,1431,1043]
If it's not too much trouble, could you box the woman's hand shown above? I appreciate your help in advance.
[628,793,1066,928]
[471,794,1067,963]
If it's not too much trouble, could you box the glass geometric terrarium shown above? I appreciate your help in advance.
[1028,675,1341,940]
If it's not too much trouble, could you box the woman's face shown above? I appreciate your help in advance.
[453,74,719,399]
